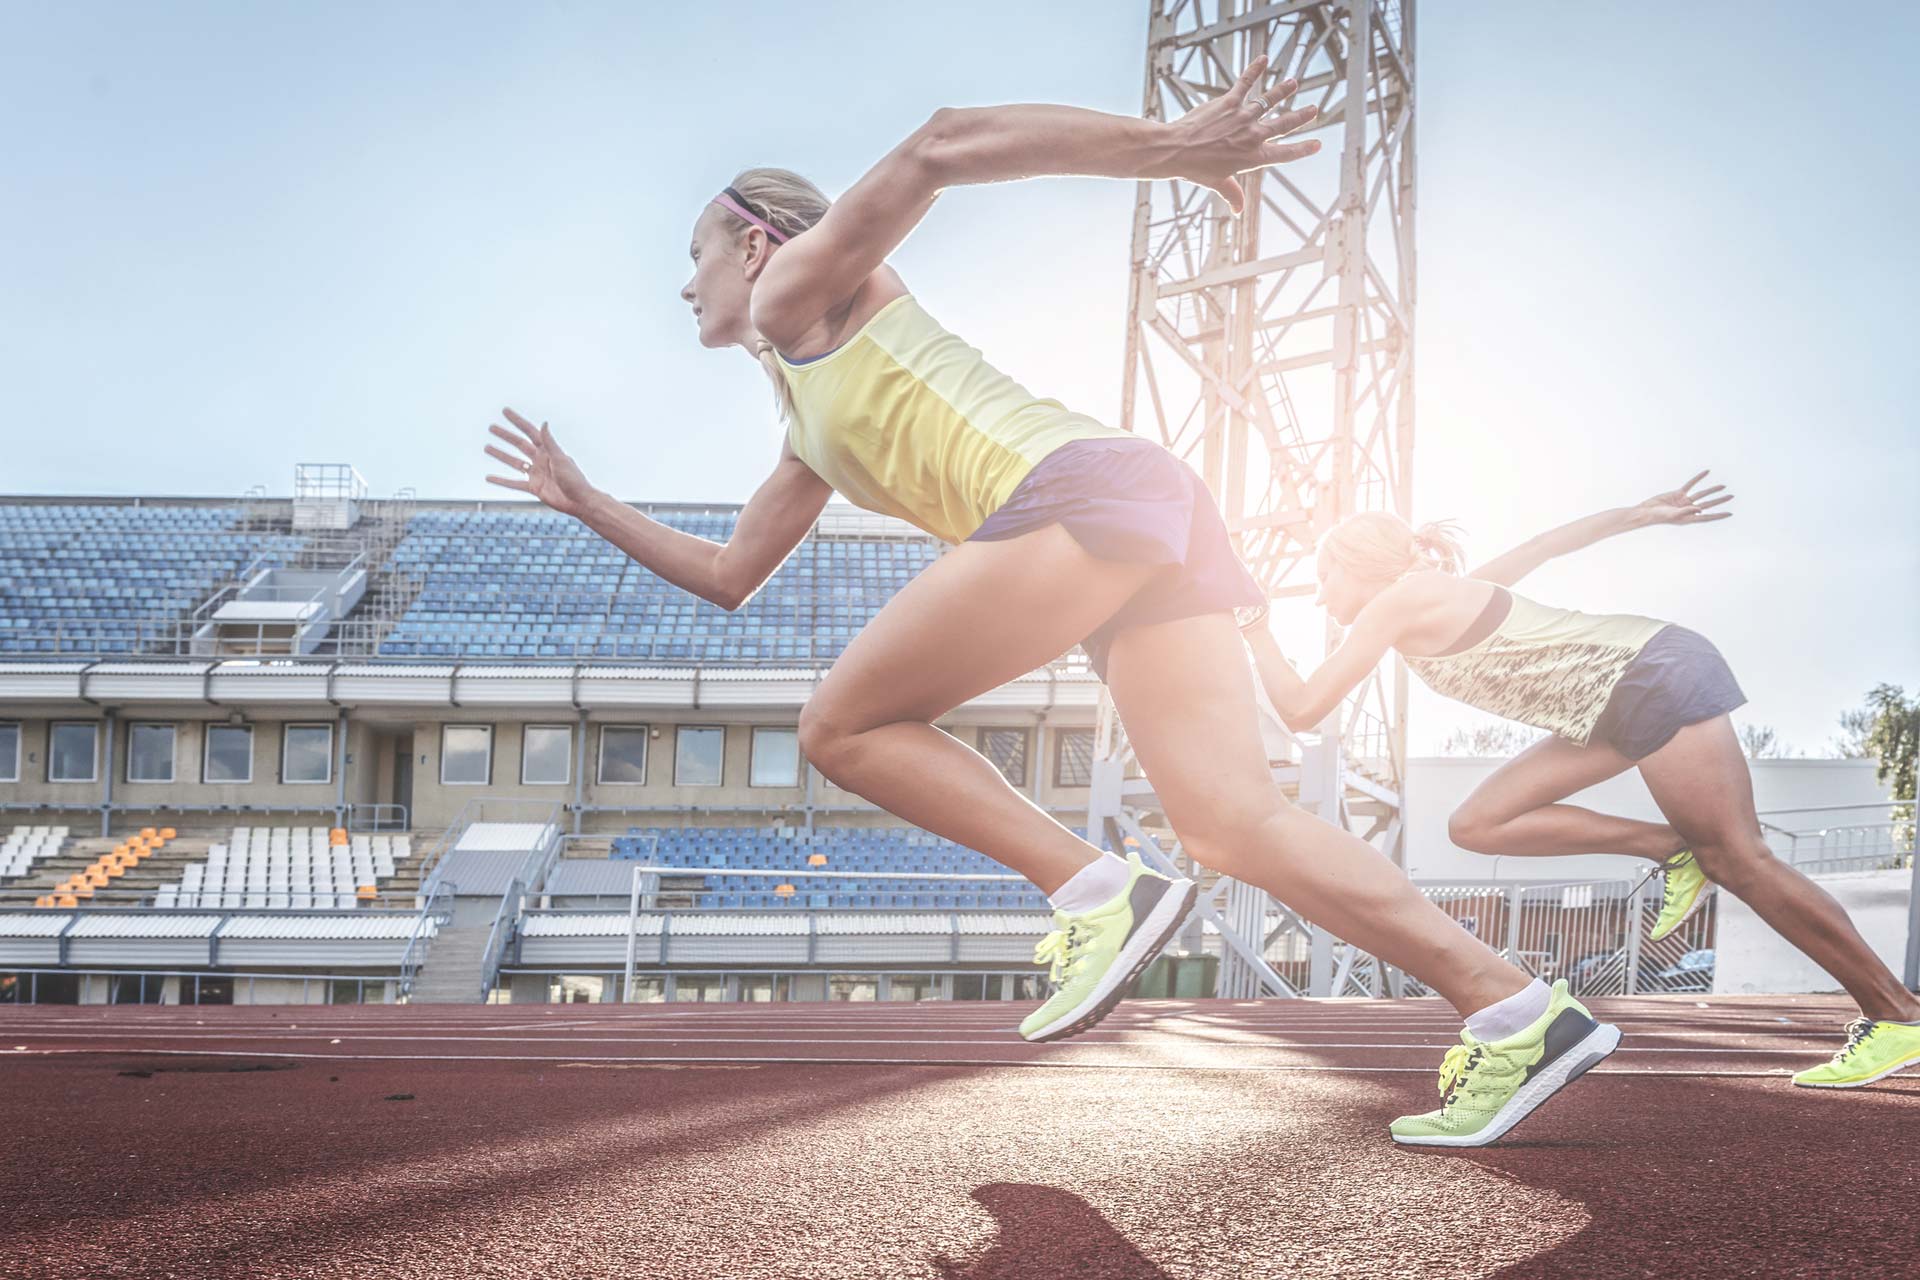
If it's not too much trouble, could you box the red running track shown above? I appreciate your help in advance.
[0,994,1913,1279]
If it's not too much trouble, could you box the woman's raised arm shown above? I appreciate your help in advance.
[484,407,831,611]
[752,56,1319,348]
[1468,471,1733,587]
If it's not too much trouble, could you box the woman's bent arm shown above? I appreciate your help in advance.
[753,57,1318,347]
[1243,582,1422,732]
[575,449,831,611]
[484,409,831,612]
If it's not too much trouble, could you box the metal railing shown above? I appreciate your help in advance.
[477,878,527,1002]
[472,820,567,999]
[491,967,1049,1005]
[1759,799,1916,874]
[347,803,410,833]
[398,881,455,999]
[414,797,563,896]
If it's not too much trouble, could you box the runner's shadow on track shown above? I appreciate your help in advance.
[933,1183,1171,1280]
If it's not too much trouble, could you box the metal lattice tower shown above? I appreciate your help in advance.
[1090,0,1416,999]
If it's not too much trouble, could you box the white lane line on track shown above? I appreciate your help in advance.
[0,1032,1826,1056]
[2,1045,1808,1079]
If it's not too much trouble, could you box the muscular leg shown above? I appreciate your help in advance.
[1447,734,1686,864]
[1105,612,1530,1017]
[1639,715,1920,1021]
[798,524,1159,893]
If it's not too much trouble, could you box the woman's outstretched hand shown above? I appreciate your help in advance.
[1165,55,1321,214]
[1636,470,1734,525]
[484,407,600,518]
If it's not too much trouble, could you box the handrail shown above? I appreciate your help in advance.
[476,877,525,1002]
[398,880,455,999]
[347,802,410,832]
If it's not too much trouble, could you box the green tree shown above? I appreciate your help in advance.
[1737,722,1794,759]
[1829,706,1876,759]
[1860,684,1918,849]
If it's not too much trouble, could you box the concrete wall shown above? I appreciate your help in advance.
[1404,757,1895,881]
[0,710,354,824]
[1714,868,1913,995]
[395,709,1093,830]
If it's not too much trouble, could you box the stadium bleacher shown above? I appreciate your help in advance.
[0,504,303,654]
[609,826,1056,911]
[2,825,69,880]
[161,826,408,910]
[376,509,937,662]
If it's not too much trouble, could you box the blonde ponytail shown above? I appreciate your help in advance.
[1410,520,1467,576]
[1321,511,1468,582]
[715,167,832,423]
[753,338,796,424]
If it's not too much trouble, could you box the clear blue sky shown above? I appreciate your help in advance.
[3,2,1915,754]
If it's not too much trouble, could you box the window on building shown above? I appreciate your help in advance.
[675,726,725,787]
[282,723,334,785]
[441,725,492,785]
[126,723,176,784]
[598,726,648,785]
[0,722,18,783]
[203,724,253,784]
[750,727,800,787]
[522,725,572,786]
[49,722,99,783]
[979,727,1030,787]
[1054,729,1095,788]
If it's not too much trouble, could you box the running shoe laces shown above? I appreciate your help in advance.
[1831,1017,1879,1066]
[1436,1042,1520,1104]
[1033,921,1090,990]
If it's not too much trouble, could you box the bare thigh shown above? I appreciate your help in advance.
[1634,715,1763,850]
[1457,733,1640,826]
[807,524,1158,730]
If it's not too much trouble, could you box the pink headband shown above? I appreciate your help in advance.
[712,189,790,244]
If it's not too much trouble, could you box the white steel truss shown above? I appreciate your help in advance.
[1091,0,1416,998]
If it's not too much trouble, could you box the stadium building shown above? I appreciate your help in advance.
[2,468,1904,1007]
[0,467,1121,1006]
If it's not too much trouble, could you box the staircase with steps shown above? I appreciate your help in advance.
[407,921,494,1003]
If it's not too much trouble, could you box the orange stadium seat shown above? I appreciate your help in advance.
[34,895,54,908]
[159,827,176,840]
[330,828,348,846]
[56,894,78,908]
[356,884,377,901]
[139,827,156,841]
[774,883,796,897]
[807,853,828,867]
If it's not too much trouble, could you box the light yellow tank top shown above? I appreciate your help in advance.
[773,294,1132,544]
[1402,591,1669,746]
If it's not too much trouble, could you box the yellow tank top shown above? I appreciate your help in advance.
[1402,592,1670,746]
[773,294,1133,543]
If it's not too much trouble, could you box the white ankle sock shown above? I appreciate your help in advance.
[1048,855,1130,914]
[1464,979,1552,1043]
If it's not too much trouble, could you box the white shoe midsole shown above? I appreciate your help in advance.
[1393,1021,1622,1147]
[1026,878,1194,1038]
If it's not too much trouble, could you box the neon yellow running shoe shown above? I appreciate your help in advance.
[1391,979,1621,1147]
[1018,851,1196,1044]
[1791,1018,1920,1089]
[1649,850,1710,941]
